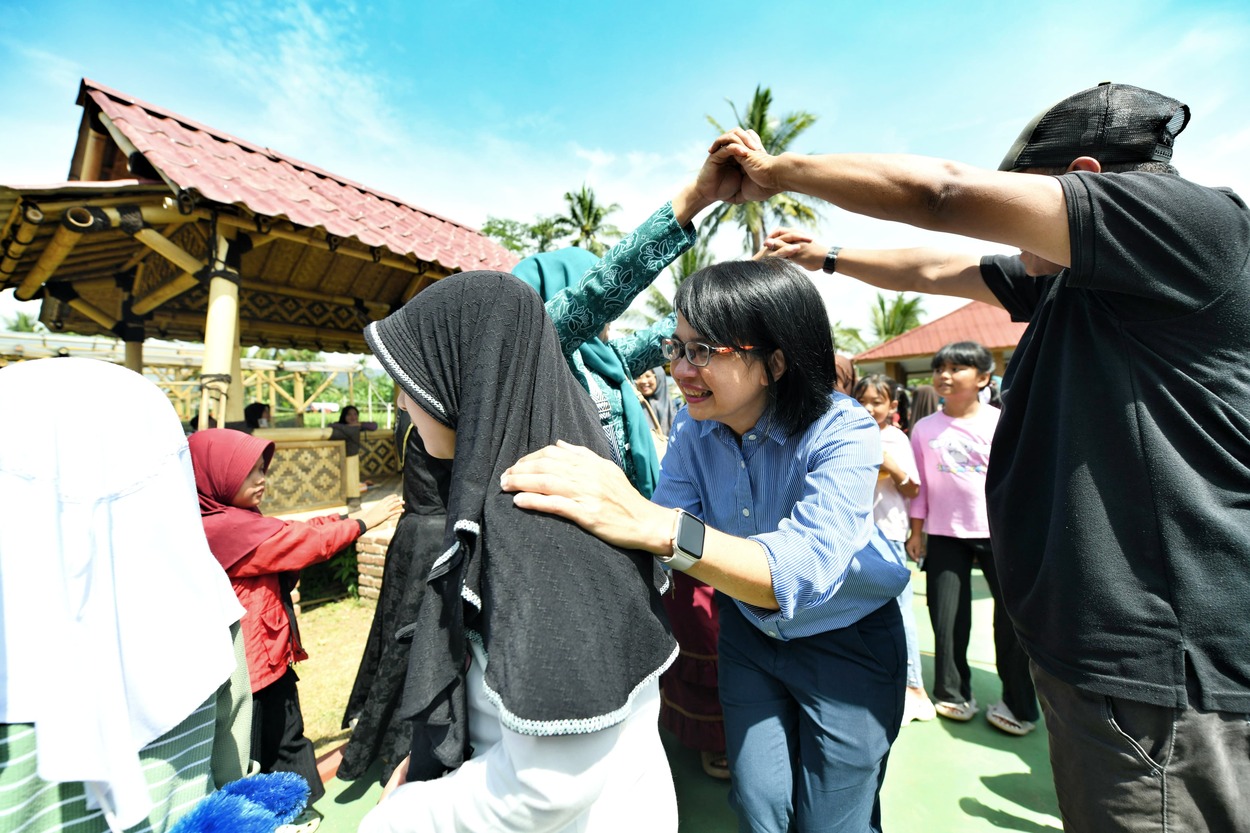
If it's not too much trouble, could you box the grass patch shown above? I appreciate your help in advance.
[293,596,377,753]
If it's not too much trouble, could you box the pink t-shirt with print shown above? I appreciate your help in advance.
[908,406,998,538]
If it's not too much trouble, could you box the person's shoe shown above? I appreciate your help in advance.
[902,688,937,725]
[700,750,731,780]
[986,700,1036,736]
[933,697,979,722]
[277,807,323,833]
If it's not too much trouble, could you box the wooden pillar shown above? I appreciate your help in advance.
[885,360,906,386]
[200,229,239,427]
[293,372,306,428]
[123,340,143,373]
[227,306,245,423]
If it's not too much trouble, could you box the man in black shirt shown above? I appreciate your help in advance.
[721,83,1250,832]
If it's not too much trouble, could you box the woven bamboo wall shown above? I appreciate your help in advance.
[263,440,347,515]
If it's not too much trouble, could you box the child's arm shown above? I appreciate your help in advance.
[880,449,920,499]
[905,518,926,563]
[226,517,364,577]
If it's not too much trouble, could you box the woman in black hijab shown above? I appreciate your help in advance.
[338,409,451,784]
[359,271,678,833]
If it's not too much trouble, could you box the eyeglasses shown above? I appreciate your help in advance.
[661,337,757,368]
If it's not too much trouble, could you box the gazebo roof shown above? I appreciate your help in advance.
[856,301,1026,361]
[77,80,511,272]
[854,300,1027,378]
[0,79,517,352]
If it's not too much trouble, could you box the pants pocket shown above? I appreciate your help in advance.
[1102,694,1175,773]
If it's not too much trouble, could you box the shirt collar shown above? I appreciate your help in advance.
[696,407,790,446]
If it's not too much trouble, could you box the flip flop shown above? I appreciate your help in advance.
[986,701,1035,737]
[933,697,979,722]
[701,750,731,780]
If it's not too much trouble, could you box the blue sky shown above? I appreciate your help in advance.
[3,0,1248,334]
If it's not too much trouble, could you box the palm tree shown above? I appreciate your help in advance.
[619,239,715,331]
[527,215,572,253]
[704,86,821,253]
[831,321,868,355]
[3,310,43,332]
[557,185,621,256]
[870,292,925,344]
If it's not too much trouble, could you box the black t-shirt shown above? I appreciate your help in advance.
[981,171,1250,711]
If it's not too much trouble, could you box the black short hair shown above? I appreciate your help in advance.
[931,341,994,374]
[852,373,897,403]
[243,401,268,428]
[675,259,835,435]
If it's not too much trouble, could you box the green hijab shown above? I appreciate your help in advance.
[513,247,661,497]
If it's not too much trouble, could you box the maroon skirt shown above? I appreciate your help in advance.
[659,571,724,752]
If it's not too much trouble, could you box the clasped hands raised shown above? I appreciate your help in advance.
[702,128,786,204]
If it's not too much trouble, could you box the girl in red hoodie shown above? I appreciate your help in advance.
[189,428,401,815]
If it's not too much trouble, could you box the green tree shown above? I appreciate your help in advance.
[3,310,43,332]
[870,292,925,345]
[528,215,572,253]
[831,321,868,355]
[480,216,531,253]
[480,214,571,255]
[703,86,822,253]
[557,184,621,256]
[621,239,715,330]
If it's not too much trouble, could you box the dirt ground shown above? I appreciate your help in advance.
[293,596,377,753]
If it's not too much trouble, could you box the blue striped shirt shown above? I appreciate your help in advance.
[652,392,909,640]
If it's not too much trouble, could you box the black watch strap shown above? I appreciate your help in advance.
[822,245,843,274]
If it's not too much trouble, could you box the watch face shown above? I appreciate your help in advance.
[675,514,705,559]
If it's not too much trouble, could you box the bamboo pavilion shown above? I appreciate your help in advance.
[0,78,517,426]
[1,78,516,512]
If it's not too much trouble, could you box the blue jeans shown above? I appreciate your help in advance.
[718,597,905,833]
[885,539,923,690]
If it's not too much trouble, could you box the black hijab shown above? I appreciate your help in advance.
[364,271,676,779]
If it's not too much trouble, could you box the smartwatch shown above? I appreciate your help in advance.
[658,509,705,572]
[821,245,843,275]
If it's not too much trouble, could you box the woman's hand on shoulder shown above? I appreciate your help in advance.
[501,441,674,555]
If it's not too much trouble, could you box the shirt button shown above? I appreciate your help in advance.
[747,434,757,440]
[742,508,750,517]
[740,461,746,469]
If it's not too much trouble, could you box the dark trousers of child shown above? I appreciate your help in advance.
[925,535,1038,721]
[252,666,326,803]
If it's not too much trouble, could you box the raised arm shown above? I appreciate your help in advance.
[755,228,1001,307]
[545,152,743,356]
[716,128,1071,268]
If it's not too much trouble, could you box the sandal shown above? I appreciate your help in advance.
[933,697,979,722]
[901,688,937,725]
[986,701,1035,736]
[700,750,731,780]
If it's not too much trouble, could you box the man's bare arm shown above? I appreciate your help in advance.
[720,128,1070,268]
[756,230,1002,307]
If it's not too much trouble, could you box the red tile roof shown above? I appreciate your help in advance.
[79,79,517,274]
[855,301,1028,360]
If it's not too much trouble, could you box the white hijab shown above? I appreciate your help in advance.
[0,358,244,830]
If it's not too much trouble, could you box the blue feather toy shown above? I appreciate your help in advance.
[168,772,309,833]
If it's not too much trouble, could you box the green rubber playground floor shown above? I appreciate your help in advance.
[318,567,1061,832]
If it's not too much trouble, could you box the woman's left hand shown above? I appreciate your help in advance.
[501,441,673,555]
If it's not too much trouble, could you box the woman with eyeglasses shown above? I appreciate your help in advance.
[503,258,911,833]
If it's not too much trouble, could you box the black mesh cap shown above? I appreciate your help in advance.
[999,82,1190,172]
